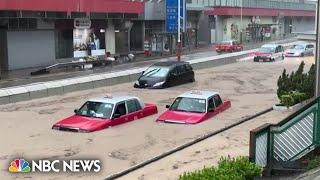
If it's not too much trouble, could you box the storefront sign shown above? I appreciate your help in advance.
[74,18,92,29]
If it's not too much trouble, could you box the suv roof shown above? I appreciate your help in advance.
[153,61,190,67]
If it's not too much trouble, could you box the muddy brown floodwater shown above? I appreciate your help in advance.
[0,57,314,180]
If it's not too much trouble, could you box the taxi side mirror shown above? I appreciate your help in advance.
[165,105,170,109]
[74,109,79,114]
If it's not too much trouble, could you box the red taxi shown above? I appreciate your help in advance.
[215,40,243,53]
[157,91,231,124]
[52,95,158,132]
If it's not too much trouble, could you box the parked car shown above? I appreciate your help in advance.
[157,91,231,124]
[52,95,158,132]
[134,61,195,89]
[285,43,314,57]
[253,44,284,62]
[214,40,243,53]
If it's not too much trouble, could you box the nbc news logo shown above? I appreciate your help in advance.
[9,159,101,173]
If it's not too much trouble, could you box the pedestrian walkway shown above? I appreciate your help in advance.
[0,37,297,88]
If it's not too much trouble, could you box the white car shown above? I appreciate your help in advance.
[285,43,314,57]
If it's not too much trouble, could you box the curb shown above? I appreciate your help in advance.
[104,107,274,180]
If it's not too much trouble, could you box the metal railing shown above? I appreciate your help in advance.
[250,97,320,172]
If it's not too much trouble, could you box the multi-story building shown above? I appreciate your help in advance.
[142,0,316,55]
[0,0,316,71]
[205,0,316,43]
[0,0,144,71]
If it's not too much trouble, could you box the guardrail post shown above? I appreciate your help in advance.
[265,127,273,176]
[315,98,320,145]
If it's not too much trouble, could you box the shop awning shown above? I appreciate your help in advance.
[205,7,315,17]
[0,0,144,14]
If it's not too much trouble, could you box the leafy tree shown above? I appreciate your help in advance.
[277,62,315,106]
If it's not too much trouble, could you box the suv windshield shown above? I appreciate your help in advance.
[170,97,206,113]
[142,66,170,78]
[77,101,114,119]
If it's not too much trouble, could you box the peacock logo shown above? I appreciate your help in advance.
[9,159,31,173]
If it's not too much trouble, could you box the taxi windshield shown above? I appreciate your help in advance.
[170,97,206,113]
[259,47,274,53]
[142,66,170,78]
[77,101,114,119]
[292,45,305,50]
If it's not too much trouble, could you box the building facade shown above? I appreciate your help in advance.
[205,0,316,43]
[0,0,144,71]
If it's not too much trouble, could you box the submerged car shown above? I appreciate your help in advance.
[157,91,231,124]
[52,95,158,132]
[285,43,314,57]
[134,61,195,89]
[214,40,243,53]
[253,44,284,62]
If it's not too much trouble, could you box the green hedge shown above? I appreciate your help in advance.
[307,156,320,170]
[280,92,307,107]
[179,156,262,180]
[277,62,315,106]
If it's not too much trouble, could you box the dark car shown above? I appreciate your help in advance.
[134,61,195,89]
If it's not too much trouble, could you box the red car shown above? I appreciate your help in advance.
[52,95,158,132]
[157,91,231,124]
[252,44,284,62]
[215,40,243,53]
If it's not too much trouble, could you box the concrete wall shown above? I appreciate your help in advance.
[292,17,315,33]
[144,1,165,20]
[198,12,210,44]
[106,20,116,54]
[215,15,224,43]
[7,30,55,70]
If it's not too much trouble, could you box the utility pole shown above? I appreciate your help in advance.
[240,0,243,44]
[316,0,320,97]
[177,0,181,61]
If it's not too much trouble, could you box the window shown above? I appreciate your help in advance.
[170,97,206,113]
[127,99,142,113]
[280,46,284,52]
[208,98,215,111]
[307,44,314,49]
[77,101,114,119]
[176,65,186,75]
[213,95,223,107]
[114,102,127,116]
[185,64,193,72]
[141,66,170,78]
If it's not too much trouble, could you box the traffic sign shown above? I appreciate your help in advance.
[166,0,186,33]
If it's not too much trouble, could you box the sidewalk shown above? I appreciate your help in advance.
[0,37,297,88]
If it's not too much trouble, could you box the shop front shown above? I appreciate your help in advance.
[73,19,106,58]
